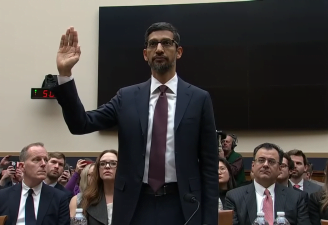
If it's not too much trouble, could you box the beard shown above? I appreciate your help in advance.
[149,58,174,74]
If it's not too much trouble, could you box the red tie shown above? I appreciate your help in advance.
[148,85,168,192]
[263,189,273,225]
[294,184,301,189]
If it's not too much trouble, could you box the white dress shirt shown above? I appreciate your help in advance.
[143,74,177,183]
[254,180,275,216]
[58,74,178,183]
[289,178,304,191]
[16,181,43,225]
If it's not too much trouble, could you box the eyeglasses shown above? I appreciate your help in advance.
[218,167,227,173]
[280,163,288,169]
[146,39,178,49]
[254,157,279,166]
[99,160,118,168]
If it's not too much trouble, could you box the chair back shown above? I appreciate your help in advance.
[0,215,8,225]
[321,219,328,225]
[219,210,233,225]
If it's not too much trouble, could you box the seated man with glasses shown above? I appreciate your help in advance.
[224,143,310,225]
[276,152,308,203]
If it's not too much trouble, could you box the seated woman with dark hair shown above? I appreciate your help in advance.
[218,157,236,210]
[81,150,118,225]
[309,160,328,225]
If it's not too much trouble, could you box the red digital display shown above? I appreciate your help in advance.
[31,88,56,99]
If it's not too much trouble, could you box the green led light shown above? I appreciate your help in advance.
[34,89,37,95]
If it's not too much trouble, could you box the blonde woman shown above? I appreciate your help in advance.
[69,163,95,218]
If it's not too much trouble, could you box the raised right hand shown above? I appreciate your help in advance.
[57,27,81,77]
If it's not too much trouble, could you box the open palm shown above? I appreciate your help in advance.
[57,27,81,76]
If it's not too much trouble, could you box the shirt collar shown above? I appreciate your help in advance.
[150,73,177,95]
[43,180,57,187]
[289,178,303,187]
[254,179,275,197]
[22,180,43,196]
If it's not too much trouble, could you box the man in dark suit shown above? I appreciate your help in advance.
[225,143,310,225]
[288,149,322,196]
[44,152,74,201]
[0,142,70,225]
[276,152,308,203]
[53,22,218,225]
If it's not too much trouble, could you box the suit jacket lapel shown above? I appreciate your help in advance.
[303,180,310,192]
[174,77,192,131]
[87,193,108,225]
[245,183,257,224]
[135,79,151,145]
[9,183,22,224]
[274,184,286,217]
[36,184,54,225]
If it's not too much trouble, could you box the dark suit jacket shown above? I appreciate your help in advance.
[224,182,310,225]
[54,183,74,202]
[0,183,70,225]
[287,181,308,204]
[52,78,218,225]
[86,193,108,225]
[303,179,322,196]
[309,190,328,225]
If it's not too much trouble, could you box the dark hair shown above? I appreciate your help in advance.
[253,143,283,164]
[218,157,236,190]
[20,142,44,162]
[48,152,66,165]
[144,22,180,46]
[283,152,294,171]
[287,149,308,166]
[82,149,118,214]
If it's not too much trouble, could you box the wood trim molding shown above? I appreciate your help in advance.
[1,152,328,158]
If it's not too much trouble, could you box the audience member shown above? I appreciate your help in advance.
[69,163,94,217]
[44,152,74,201]
[222,134,246,186]
[288,149,322,195]
[0,165,23,189]
[309,160,328,225]
[218,157,236,210]
[0,142,70,225]
[81,150,117,225]
[305,163,324,186]
[225,143,310,225]
[58,163,71,187]
[276,152,308,203]
[65,159,89,195]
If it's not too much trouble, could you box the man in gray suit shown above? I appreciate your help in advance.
[225,143,310,225]
[288,149,322,196]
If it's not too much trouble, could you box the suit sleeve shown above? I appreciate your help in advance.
[224,192,239,225]
[58,194,70,225]
[52,80,120,134]
[199,92,219,225]
[296,191,311,225]
[309,192,322,225]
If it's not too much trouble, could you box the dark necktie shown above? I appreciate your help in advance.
[25,189,36,225]
[148,85,168,192]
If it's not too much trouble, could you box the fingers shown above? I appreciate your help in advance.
[76,45,81,55]
[63,28,70,47]
[59,35,65,49]
[68,27,74,46]
[73,31,78,48]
